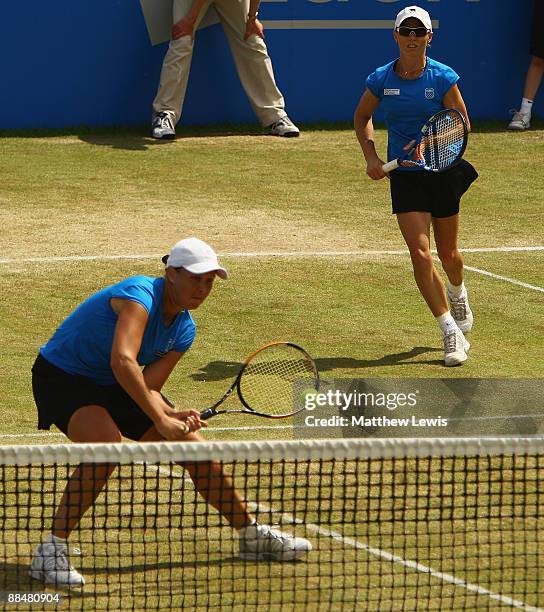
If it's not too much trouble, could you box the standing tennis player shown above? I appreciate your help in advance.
[354,5,478,366]
[30,237,310,586]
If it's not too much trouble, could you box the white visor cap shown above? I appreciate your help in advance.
[395,5,433,32]
[163,237,228,279]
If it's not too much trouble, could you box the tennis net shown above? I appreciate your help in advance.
[1,437,543,611]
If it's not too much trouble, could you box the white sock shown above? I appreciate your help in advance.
[447,281,465,298]
[436,312,457,335]
[520,98,533,115]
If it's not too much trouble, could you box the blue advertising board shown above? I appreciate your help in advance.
[1,0,539,129]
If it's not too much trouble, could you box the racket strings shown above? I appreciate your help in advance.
[240,354,317,416]
[421,112,466,170]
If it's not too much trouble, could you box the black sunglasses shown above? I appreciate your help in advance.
[397,26,429,38]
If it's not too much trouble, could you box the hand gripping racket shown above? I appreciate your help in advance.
[200,342,319,420]
[382,109,468,173]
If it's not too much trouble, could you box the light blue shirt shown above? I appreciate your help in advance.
[366,57,459,170]
[40,276,196,385]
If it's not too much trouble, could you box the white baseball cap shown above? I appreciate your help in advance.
[395,5,433,32]
[162,238,228,279]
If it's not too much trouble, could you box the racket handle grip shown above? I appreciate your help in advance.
[382,159,399,173]
[160,393,176,408]
[200,409,215,421]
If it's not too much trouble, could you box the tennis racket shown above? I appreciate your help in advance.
[199,342,319,420]
[382,108,468,173]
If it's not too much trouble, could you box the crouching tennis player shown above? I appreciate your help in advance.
[30,237,310,586]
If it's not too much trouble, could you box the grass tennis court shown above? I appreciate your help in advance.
[0,123,543,610]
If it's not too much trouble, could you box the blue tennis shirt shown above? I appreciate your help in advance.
[40,276,196,385]
[366,57,459,170]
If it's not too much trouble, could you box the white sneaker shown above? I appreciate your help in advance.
[29,539,85,587]
[448,290,473,334]
[508,110,531,131]
[239,523,311,561]
[151,112,176,139]
[444,327,470,367]
[267,116,300,138]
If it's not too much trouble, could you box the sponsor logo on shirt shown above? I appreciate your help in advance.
[425,88,435,99]
[155,338,175,357]
[384,88,400,96]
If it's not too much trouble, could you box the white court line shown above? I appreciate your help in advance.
[464,265,544,293]
[125,461,544,611]
[0,246,543,265]
[154,461,543,611]
[0,426,292,440]
[1,247,542,295]
[252,502,542,612]
[0,432,66,439]
[3,411,544,440]
[448,413,544,422]
[300,520,542,611]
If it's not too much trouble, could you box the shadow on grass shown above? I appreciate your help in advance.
[1,118,542,146]
[1,554,304,601]
[75,121,359,150]
[314,347,443,370]
[1,565,37,591]
[77,124,267,151]
[0,124,267,152]
[191,346,443,382]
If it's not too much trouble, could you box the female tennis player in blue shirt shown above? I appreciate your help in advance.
[354,6,478,366]
[29,237,310,586]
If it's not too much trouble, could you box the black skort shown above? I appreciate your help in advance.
[32,354,154,441]
[389,160,478,218]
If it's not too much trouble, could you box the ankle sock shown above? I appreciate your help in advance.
[436,312,457,335]
[520,98,533,116]
[447,282,465,298]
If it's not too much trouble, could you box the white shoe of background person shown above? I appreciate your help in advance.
[443,327,470,367]
[239,522,311,561]
[267,116,300,137]
[29,535,85,587]
[151,111,176,140]
[508,110,531,131]
[447,287,474,334]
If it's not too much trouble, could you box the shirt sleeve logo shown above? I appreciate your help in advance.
[425,88,435,99]
[384,88,400,96]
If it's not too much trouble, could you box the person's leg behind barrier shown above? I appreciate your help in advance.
[214,0,299,135]
[152,0,214,136]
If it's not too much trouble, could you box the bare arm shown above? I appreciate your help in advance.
[443,84,471,132]
[354,89,387,180]
[143,350,184,391]
[110,299,202,439]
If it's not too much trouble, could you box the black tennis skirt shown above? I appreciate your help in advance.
[389,160,478,218]
[32,354,154,441]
